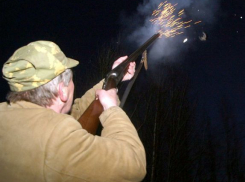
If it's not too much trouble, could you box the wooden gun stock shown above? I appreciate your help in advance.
[77,100,103,135]
[78,33,160,134]
[78,77,117,135]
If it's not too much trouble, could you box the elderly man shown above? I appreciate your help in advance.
[0,41,146,182]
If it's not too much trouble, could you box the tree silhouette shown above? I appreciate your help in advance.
[125,63,195,182]
[219,96,244,181]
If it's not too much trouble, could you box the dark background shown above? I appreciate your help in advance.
[1,0,244,127]
[0,0,244,133]
[1,0,245,181]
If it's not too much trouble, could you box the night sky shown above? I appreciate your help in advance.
[0,0,245,129]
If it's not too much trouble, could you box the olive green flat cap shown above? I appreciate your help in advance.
[2,41,79,92]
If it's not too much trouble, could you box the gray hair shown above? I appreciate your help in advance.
[6,69,73,107]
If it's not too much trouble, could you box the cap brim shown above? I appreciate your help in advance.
[67,58,79,69]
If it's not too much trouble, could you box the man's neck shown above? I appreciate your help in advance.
[46,98,63,113]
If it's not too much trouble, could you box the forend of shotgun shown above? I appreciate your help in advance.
[102,33,160,90]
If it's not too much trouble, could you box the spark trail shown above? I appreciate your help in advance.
[150,1,201,38]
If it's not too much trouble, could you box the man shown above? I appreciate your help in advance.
[0,41,146,182]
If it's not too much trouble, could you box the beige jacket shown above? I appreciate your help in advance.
[0,81,146,182]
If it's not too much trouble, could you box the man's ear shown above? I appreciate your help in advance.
[58,82,68,102]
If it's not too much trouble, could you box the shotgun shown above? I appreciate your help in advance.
[78,33,160,134]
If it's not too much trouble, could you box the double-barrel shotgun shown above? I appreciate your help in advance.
[78,33,160,134]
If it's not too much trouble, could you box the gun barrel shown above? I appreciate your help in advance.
[103,33,160,90]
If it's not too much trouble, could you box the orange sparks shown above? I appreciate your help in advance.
[150,1,201,38]
[194,21,202,24]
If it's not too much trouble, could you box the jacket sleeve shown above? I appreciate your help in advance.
[70,80,104,120]
[44,107,146,182]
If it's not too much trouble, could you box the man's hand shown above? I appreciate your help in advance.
[112,56,136,81]
[96,88,118,110]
